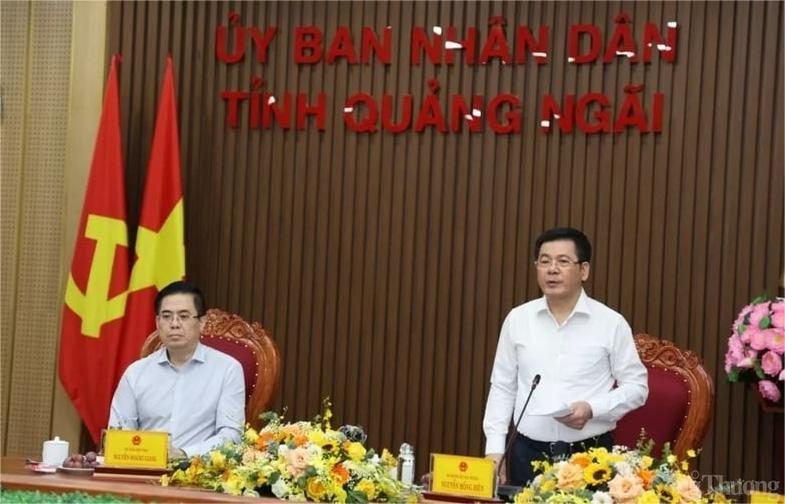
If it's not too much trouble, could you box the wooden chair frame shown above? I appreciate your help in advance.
[633,333,714,457]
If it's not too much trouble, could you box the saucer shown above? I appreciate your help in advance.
[25,463,56,474]
[57,465,95,476]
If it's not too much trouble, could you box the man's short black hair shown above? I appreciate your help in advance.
[534,227,592,263]
[154,280,206,316]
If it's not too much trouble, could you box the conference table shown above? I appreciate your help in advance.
[0,456,276,502]
[1,455,490,503]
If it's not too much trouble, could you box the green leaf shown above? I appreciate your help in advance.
[752,293,769,304]
[258,411,279,426]
[754,361,766,380]
[727,367,740,382]
[761,316,772,329]
[348,490,369,503]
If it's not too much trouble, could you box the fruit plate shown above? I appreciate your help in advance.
[25,463,57,474]
[57,465,95,476]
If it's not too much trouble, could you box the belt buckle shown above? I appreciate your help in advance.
[549,441,571,458]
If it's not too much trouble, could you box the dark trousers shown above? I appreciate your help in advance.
[508,431,614,486]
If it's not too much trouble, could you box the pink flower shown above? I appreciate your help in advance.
[724,354,733,373]
[725,334,747,371]
[773,311,785,329]
[734,305,752,332]
[767,329,784,354]
[676,475,703,502]
[728,334,745,355]
[780,370,785,381]
[607,474,644,503]
[761,351,783,377]
[749,302,771,328]
[758,380,782,403]
[285,447,310,477]
[748,327,769,351]
[771,301,784,329]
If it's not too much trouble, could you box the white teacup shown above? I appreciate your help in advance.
[42,436,69,466]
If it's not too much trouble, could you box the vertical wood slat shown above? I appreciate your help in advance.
[107,0,784,485]
[0,0,31,453]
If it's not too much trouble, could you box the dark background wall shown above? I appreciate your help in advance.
[107,1,784,485]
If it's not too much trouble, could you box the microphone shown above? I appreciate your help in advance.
[496,374,541,488]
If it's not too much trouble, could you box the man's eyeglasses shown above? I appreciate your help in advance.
[534,257,584,269]
[157,311,200,324]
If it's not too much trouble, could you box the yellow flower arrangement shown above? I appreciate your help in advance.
[209,451,226,469]
[655,483,680,503]
[570,452,592,468]
[306,476,329,500]
[514,436,730,504]
[583,462,612,485]
[637,490,660,504]
[346,441,367,461]
[356,478,379,500]
[162,399,418,502]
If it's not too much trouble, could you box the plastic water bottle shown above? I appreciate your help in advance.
[398,443,415,485]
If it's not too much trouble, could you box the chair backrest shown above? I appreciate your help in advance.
[615,334,714,458]
[141,308,281,429]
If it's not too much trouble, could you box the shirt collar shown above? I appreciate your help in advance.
[155,342,206,365]
[192,343,207,362]
[536,289,592,319]
[572,289,592,316]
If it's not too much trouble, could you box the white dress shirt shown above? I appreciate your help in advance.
[483,290,648,454]
[108,343,245,456]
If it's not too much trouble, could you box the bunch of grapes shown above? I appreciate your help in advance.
[62,451,98,468]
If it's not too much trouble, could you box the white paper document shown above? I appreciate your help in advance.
[525,379,572,417]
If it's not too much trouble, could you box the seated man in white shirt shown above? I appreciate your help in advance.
[108,281,245,458]
[483,227,648,486]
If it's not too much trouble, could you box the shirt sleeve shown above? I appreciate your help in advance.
[108,371,139,430]
[483,314,518,454]
[180,359,245,456]
[587,318,649,422]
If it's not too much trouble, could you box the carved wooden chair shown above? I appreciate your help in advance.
[141,308,281,429]
[615,334,714,458]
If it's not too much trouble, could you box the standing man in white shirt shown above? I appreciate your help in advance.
[483,227,648,486]
[109,281,245,458]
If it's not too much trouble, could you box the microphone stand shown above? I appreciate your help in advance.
[496,374,540,502]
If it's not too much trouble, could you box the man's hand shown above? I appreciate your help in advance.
[486,453,506,484]
[555,401,593,429]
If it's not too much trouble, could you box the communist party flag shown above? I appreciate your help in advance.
[60,54,130,442]
[123,56,186,351]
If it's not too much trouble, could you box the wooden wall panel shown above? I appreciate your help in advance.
[0,0,30,454]
[107,0,784,487]
[1,0,73,455]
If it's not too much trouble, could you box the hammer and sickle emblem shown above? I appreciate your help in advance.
[65,201,185,338]
[64,214,129,338]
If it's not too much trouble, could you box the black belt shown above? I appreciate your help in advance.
[521,431,614,458]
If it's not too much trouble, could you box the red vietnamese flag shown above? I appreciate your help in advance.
[60,55,130,442]
[123,57,186,356]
